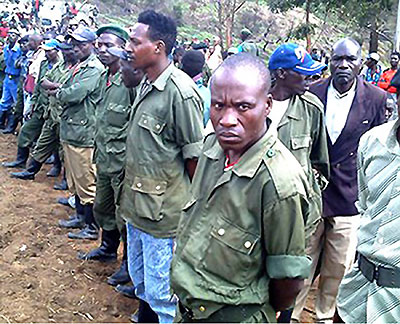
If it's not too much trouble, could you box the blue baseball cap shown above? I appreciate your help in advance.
[269,43,326,75]
[41,39,60,51]
[68,26,97,42]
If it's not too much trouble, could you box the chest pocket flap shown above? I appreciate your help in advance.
[107,104,129,127]
[211,217,260,255]
[138,112,166,135]
[132,176,167,195]
[291,135,311,150]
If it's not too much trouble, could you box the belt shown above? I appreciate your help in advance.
[358,253,400,288]
[7,74,18,80]
[178,302,261,323]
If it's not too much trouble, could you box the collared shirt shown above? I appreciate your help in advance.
[270,98,290,130]
[170,131,312,321]
[119,63,204,238]
[337,119,400,322]
[4,43,21,76]
[95,70,135,175]
[58,54,105,148]
[325,79,357,144]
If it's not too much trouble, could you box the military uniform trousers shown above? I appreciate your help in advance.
[17,110,45,149]
[93,170,126,236]
[12,79,24,120]
[62,143,96,205]
[31,119,60,164]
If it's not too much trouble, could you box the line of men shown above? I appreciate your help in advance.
[1,8,398,323]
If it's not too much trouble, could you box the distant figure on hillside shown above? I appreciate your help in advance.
[237,28,259,56]
[361,52,382,86]
[378,52,400,95]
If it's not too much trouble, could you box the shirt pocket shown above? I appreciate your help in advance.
[131,176,168,222]
[200,216,261,289]
[107,104,130,128]
[138,112,166,135]
[290,135,312,167]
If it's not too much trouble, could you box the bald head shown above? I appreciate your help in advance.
[28,34,43,51]
[211,53,271,93]
[332,38,361,58]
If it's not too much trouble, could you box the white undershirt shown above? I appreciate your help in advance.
[270,99,290,130]
[325,80,357,144]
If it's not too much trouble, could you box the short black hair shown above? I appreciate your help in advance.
[332,38,361,58]
[211,53,271,92]
[138,10,177,55]
[181,50,205,78]
[391,51,400,59]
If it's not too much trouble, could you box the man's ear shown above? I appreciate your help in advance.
[276,68,286,80]
[154,40,166,54]
[265,93,273,117]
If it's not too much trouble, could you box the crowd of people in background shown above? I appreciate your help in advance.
[1,2,400,324]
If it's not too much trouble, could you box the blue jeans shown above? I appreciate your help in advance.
[0,74,19,112]
[126,223,176,323]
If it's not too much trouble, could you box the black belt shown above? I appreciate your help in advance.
[179,302,261,323]
[358,253,400,288]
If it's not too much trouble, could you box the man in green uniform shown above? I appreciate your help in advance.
[76,26,137,269]
[237,28,259,56]
[170,53,312,323]
[10,41,78,180]
[3,39,60,169]
[268,43,330,322]
[120,10,204,323]
[55,26,105,240]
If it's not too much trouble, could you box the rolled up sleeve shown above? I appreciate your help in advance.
[266,255,311,279]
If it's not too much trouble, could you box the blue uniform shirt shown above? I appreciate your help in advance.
[4,43,22,76]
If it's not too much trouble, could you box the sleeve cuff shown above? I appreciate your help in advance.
[182,141,203,160]
[266,255,312,279]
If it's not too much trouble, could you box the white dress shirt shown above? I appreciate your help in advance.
[270,98,290,130]
[325,80,357,144]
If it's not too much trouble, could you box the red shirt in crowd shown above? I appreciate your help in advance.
[378,68,398,93]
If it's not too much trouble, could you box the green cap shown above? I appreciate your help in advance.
[240,28,251,37]
[96,24,129,42]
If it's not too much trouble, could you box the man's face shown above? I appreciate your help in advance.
[210,67,272,155]
[28,36,39,51]
[20,41,29,53]
[7,32,18,45]
[71,39,92,61]
[281,69,311,96]
[366,58,376,69]
[120,58,144,88]
[330,40,361,87]
[390,54,399,69]
[45,48,58,62]
[96,32,122,66]
[126,23,157,70]
[62,48,76,64]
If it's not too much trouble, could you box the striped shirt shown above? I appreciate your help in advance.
[337,119,400,323]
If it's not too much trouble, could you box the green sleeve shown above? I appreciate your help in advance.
[57,67,102,105]
[356,141,368,216]
[310,108,330,181]
[264,193,312,279]
[174,96,204,160]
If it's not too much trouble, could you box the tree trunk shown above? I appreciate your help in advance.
[369,15,378,52]
[305,0,311,51]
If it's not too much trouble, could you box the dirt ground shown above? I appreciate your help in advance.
[0,133,317,323]
[0,133,137,323]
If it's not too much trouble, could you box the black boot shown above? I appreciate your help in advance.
[138,299,159,323]
[59,195,85,228]
[47,152,61,177]
[2,146,29,168]
[54,169,68,190]
[68,203,99,240]
[10,158,42,180]
[1,113,19,134]
[77,228,120,261]
[107,240,130,286]
[0,110,7,130]
[115,284,137,299]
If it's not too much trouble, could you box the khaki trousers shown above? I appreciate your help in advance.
[292,215,360,322]
[63,143,96,205]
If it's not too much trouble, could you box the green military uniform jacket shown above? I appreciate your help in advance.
[31,60,51,119]
[273,92,330,238]
[170,131,312,322]
[239,40,259,56]
[95,69,135,175]
[58,54,104,148]
[119,63,204,238]
[43,58,74,124]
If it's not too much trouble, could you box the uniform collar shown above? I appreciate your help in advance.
[203,128,277,178]
[151,63,174,91]
[106,69,122,86]
[79,53,96,68]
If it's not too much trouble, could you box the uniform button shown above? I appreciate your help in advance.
[378,237,384,244]
[349,152,354,156]
[199,306,206,312]
[244,241,252,249]
[143,119,148,124]
[217,228,225,236]
[155,185,161,191]
[156,124,161,129]
[69,119,73,122]
[81,120,84,124]
[137,182,142,188]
